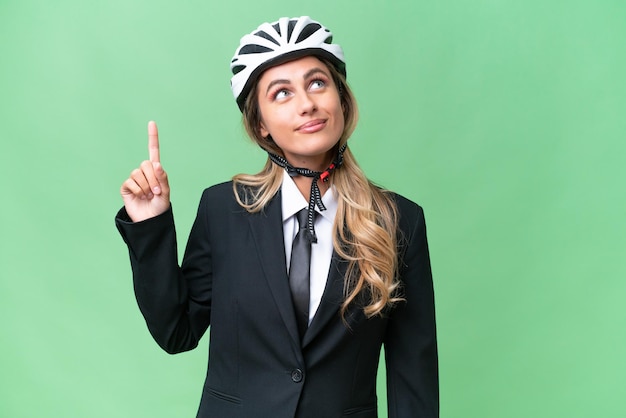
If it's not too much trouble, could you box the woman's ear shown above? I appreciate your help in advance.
[259,121,269,139]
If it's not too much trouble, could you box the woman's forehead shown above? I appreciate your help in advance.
[257,56,330,85]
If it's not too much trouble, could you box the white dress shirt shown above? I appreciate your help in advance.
[281,170,337,325]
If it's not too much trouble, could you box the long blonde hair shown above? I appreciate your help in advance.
[232,60,402,317]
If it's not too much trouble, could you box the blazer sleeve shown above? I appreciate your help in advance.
[115,191,213,354]
[384,199,439,417]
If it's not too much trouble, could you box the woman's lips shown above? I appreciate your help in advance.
[296,119,327,133]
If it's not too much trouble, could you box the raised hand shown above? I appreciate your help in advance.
[120,121,171,222]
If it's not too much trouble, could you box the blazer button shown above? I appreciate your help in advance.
[291,369,304,383]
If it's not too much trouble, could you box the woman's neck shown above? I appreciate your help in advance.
[292,176,330,201]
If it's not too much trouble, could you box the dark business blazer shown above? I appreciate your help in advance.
[116,181,438,418]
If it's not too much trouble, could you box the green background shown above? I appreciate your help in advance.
[1,0,625,417]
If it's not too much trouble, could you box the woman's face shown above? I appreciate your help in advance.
[256,56,344,170]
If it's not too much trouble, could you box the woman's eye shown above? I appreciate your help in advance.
[274,89,290,100]
[310,80,325,90]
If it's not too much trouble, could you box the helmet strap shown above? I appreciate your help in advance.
[268,143,347,243]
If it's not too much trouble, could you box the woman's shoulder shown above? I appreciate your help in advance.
[201,180,265,196]
[197,181,239,210]
[202,180,235,197]
[385,190,427,234]
[387,190,424,216]
[198,180,271,213]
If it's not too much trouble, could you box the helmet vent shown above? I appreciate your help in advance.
[287,20,296,42]
[254,30,280,46]
[272,22,281,36]
[295,23,322,43]
[232,65,246,75]
[239,44,274,55]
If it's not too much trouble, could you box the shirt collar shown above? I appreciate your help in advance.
[281,169,338,224]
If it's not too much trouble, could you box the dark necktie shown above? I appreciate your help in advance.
[289,209,313,338]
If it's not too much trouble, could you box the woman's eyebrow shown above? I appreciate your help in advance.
[303,67,328,80]
[266,79,290,95]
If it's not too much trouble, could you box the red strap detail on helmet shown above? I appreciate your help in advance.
[320,163,335,182]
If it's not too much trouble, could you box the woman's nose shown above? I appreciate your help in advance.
[297,93,317,115]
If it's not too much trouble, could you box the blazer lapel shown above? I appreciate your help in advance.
[302,252,347,347]
[247,190,301,347]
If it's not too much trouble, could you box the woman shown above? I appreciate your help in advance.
[116,16,438,418]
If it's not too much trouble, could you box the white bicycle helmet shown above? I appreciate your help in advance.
[230,16,346,111]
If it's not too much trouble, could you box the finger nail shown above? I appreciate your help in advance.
[153,186,161,194]
[147,192,154,199]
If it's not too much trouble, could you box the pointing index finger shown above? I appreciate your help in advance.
[148,121,160,163]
